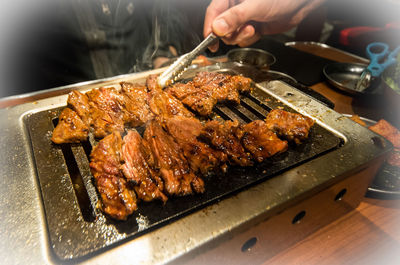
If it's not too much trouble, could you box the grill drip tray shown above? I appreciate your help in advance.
[26,68,342,261]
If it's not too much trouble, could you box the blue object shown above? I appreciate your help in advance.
[366,42,400,77]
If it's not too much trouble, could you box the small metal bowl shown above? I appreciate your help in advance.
[227,48,276,69]
[323,62,381,96]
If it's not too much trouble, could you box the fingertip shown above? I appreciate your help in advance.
[212,18,230,36]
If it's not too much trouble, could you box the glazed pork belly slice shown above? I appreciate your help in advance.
[265,109,315,145]
[120,82,154,127]
[51,108,89,144]
[143,120,205,196]
[89,132,137,221]
[86,87,127,138]
[163,116,228,175]
[241,120,288,163]
[121,130,167,202]
[200,120,253,167]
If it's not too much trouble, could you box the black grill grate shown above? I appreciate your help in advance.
[26,85,341,261]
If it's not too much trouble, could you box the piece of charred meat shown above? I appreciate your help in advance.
[241,120,288,162]
[143,120,205,196]
[166,72,253,116]
[121,130,167,202]
[230,75,253,93]
[120,82,154,127]
[369,119,400,167]
[166,82,217,117]
[192,71,240,104]
[67,90,91,125]
[51,108,89,144]
[265,109,315,144]
[89,132,137,220]
[52,90,91,144]
[86,87,127,138]
[146,74,162,93]
[148,88,194,121]
[163,116,228,175]
[200,120,253,167]
[369,119,400,148]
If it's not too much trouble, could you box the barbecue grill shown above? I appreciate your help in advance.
[0,62,390,264]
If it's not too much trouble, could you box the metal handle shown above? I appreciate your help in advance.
[158,33,219,88]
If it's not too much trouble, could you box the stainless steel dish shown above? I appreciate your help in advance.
[323,62,381,96]
[227,48,276,69]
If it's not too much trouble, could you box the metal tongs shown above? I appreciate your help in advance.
[157,33,219,88]
[355,42,400,92]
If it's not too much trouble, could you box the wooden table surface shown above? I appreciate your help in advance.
[262,43,400,265]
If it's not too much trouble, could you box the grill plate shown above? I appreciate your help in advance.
[26,69,341,260]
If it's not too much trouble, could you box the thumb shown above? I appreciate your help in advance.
[212,1,259,36]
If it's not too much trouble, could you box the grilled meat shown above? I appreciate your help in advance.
[146,74,162,92]
[369,119,400,148]
[368,119,400,167]
[163,116,228,174]
[67,90,91,125]
[166,82,217,117]
[143,120,205,196]
[192,71,241,104]
[89,132,137,220]
[265,109,314,144]
[200,120,253,167]
[86,87,126,138]
[231,75,253,93]
[166,72,253,116]
[120,82,154,127]
[51,108,89,144]
[52,90,91,144]
[388,151,400,167]
[121,130,167,202]
[52,72,253,144]
[241,120,288,162]
[148,89,194,121]
[51,70,319,221]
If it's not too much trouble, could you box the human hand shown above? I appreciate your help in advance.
[203,0,325,52]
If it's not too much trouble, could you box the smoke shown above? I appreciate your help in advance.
[131,0,206,72]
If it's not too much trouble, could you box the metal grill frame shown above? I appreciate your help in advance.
[0,65,391,264]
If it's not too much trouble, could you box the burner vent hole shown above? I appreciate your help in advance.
[334,188,347,201]
[371,136,385,149]
[241,237,257,252]
[286,92,294,96]
[292,210,306,224]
